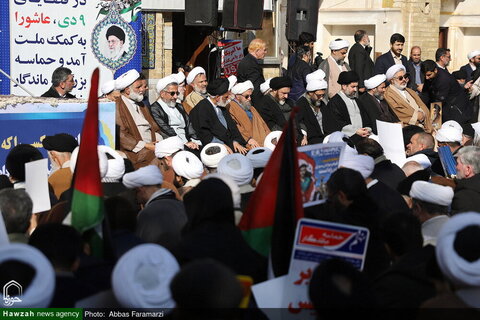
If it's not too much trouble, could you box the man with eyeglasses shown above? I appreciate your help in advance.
[384,65,432,133]
[319,39,351,100]
[150,75,200,153]
[227,81,270,149]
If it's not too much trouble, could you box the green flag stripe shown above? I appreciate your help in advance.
[71,189,103,233]
[242,226,273,257]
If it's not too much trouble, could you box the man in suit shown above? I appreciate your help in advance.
[359,74,399,133]
[287,45,314,101]
[41,67,76,98]
[421,59,472,124]
[237,38,267,107]
[435,48,451,73]
[460,50,480,82]
[374,33,408,76]
[348,30,374,92]
[407,46,424,93]
[319,39,351,100]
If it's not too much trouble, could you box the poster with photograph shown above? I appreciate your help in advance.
[430,102,442,131]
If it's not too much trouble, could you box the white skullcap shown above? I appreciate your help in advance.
[407,154,432,169]
[115,69,140,90]
[112,243,179,308]
[172,71,185,84]
[70,146,108,179]
[231,81,254,95]
[203,173,241,209]
[306,79,328,92]
[217,154,254,186]
[122,165,164,188]
[410,180,454,207]
[436,212,480,287]
[156,75,178,93]
[306,69,326,83]
[323,131,347,144]
[442,120,463,134]
[264,131,282,151]
[101,80,116,95]
[386,64,406,81]
[186,66,206,85]
[260,78,272,94]
[340,153,374,179]
[364,74,387,90]
[467,50,480,60]
[246,147,272,168]
[228,75,237,91]
[98,145,125,181]
[155,136,184,158]
[200,143,229,168]
[172,151,204,180]
[329,39,349,51]
[0,243,55,307]
[436,126,463,143]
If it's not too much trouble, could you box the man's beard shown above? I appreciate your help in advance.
[374,92,384,100]
[240,100,251,111]
[162,98,176,108]
[129,91,144,102]
[393,83,407,91]
[314,99,322,107]
[193,85,207,95]
[345,91,357,99]
[109,46,124,60]
[217,98,230,107]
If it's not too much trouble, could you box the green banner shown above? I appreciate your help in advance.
[0,309,82,320]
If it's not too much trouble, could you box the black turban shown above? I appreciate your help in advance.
[106,25,126,42]
[207,78,229,96]
[337,71,360,85]
[452,69,467,80]
[270,76,292,90]
[42,133,78,153]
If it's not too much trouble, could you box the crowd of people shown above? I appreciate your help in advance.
[1,30,480,318]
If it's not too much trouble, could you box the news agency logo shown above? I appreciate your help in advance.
[3,280,23,306]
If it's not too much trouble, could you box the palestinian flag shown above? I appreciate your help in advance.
[238,108,304,277]
[71,68,104,245]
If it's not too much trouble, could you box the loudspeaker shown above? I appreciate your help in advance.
[223,0,264,30]
[185,0,218,27]
[286,0,319,41]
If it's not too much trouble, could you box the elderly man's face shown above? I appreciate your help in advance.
[236,88,253,109]
[161,84,179,107]
[332,48,348,61]
[216,91,231,107]
[192,74,207,94]
[406,133,425,156]
[108,35,123,50]
[391,41,404,56]
[456,157,473,179]
[391,70,408,90]
[125,79,146,102]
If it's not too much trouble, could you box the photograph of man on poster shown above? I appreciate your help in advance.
[105,25,128,61]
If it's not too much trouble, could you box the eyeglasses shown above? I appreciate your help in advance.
[394,75,408,81]
[240,94,251,99]
[165,91,179,96]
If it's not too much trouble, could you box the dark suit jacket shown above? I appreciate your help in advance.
[348,42,374,88]
[374,51,408,76]
[287,57,313,101]
[296,96,325,144]
[358,92,399,133]
[460,63,475,82]
[41,86,76,98]
[322,93,372,135]
[189,98,246,149]
[406,59,425,91]
[237,53,265,106]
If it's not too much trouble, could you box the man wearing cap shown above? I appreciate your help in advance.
[296,78,328,144]
[150,75,200,152]
[237,39,267,106]
[287,46,314,101]
[42,133,78,199]
[257,76,295,131]
[348,30,374,92]
[184,67,208,114]
[409,181,452,246]
[384,64,432,132]
[359,74,399,133]
[227,81,270,149]
[421,59,472,124]
[41,67,75,98]
[189,78,247,154]
[373,33,408,76]
[319,39,351,99]
[322,71,372,139]
[106,25,127,61]
[460,50,480,82]
[115,69,163,169]
[451,146,480,214]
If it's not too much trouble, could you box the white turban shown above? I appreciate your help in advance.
[70,146,108,179]
[155,136,185,158]
[436,126,463,143]
[410,181,454,206]
[406,154,431,169]
[112,243,179,308]
[468,50,480,60]
[260,78,272,94]
[172,151,204,180]
[200,143,229,168]
[115,69,140,90]
[386,64,406,81]
[228,75,237,91]
[264,131,282,151]
[122,165,164,188]
[186,66,206,85]
[172,71,185,84]
[306,79,328,92]
[442,120,463,134]
[329,39,349,51]
[246,147,272,168]
[203,173,241,209]
[323,131,347,144]
[364,74,386,90]
[231,81,254,95]
[0,243,55,307]
[156,75,178,93]
[217,154,254,187]
[436,212,480,287]
[306,69,326,83]
[98,145,125,181]
[339,154,374,179]
[101,80,116,95]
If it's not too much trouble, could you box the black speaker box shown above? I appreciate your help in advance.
[185,0,218,27]
[286,0,319,41]
[223,0,264,30]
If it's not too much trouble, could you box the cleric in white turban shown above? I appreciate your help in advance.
[70,146,109,179]
[186,66,206,85]
[227,75,237,91]
[306,79,328,92]
[122,165,164,188]
[98,145,125,182]
[246,147,272,169]
[156,75,178,93]
[339,153,374,179]
[385,64,406,81]
[112,243,179,309]
[260,78,272,95]
[306,69,326,83]
[217,154,254,187]
[115,69,140,91]
[329,39,349,51]
[200,143,229,170]
[364,74,386,90]
[231,81,254,95]
[172,151,204,188]
[101,79,116,95]
[155,136,185,159]
[264,131,282,151]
